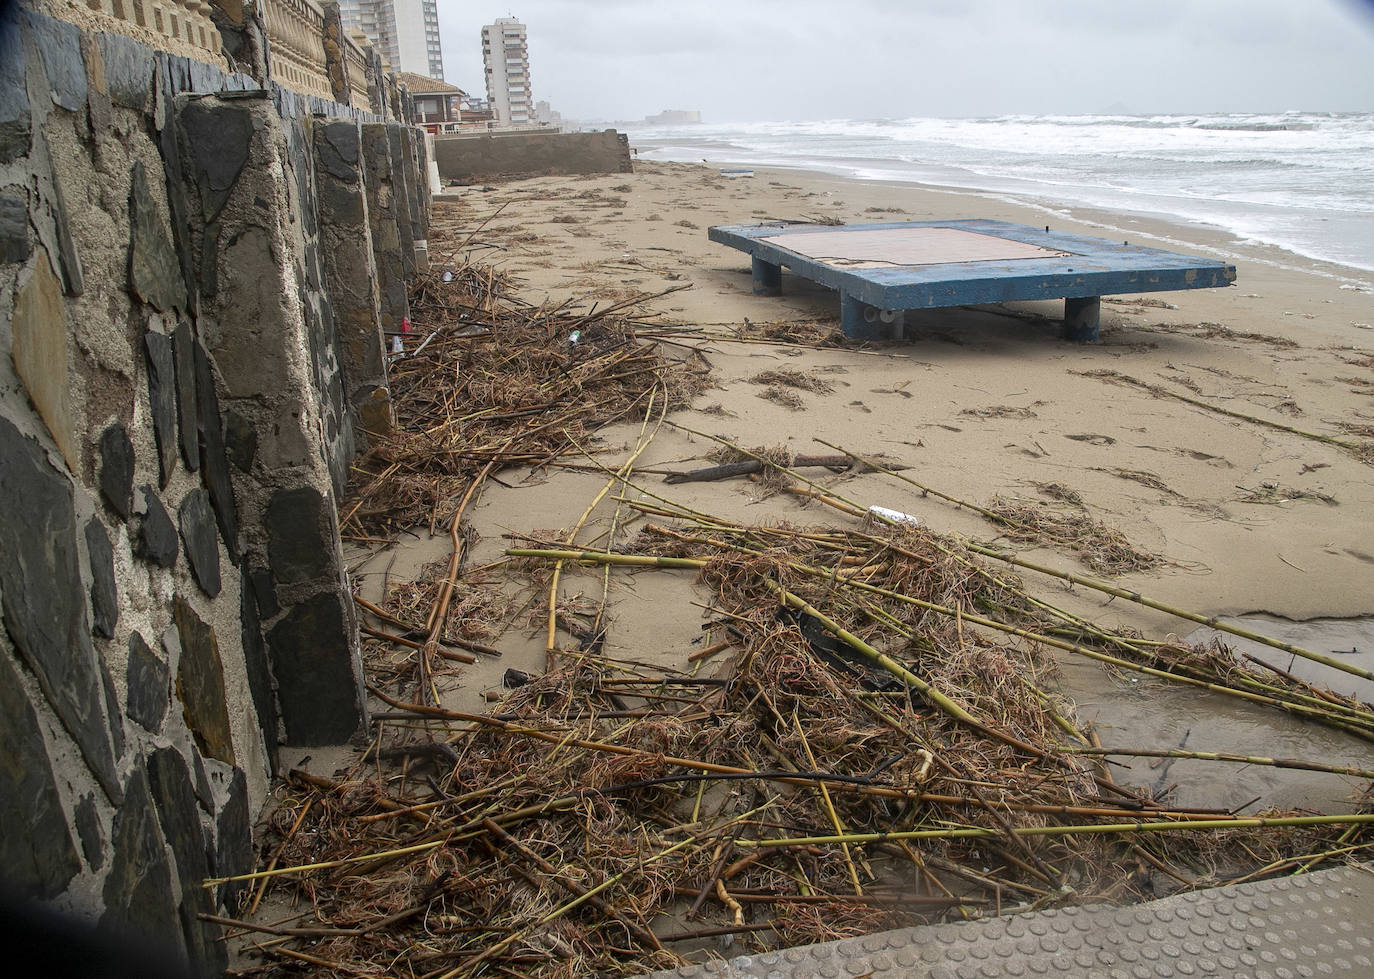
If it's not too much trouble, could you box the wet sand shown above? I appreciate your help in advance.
[346,160,1374,813]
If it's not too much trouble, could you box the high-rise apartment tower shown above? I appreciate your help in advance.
[482,17,532,126]
[340,0,445,80]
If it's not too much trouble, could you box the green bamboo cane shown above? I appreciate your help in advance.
[203,839,446,886]
[1234,840,1374,883]
[657,523,1374,734]
[808,550,1374,737]
[759,578,982,725]
[1065,747,1374,781]
[816,439,1374,687]
[968,540,1374,686]
[753,578,1168,809]
[506,546,983,727]
[833,572,1374,738]
[737,812,1374,850]
[506,546,1374,738]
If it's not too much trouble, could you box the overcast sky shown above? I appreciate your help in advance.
[437,0,1374,122]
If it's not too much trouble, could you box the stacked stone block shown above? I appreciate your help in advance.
[361,121,411,336]
[314,118,392,440]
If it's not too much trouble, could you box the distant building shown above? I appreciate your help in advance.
[340,0,445,79]
[643,109,701,126]
[534,99,562,128]
[397,72,465,132]
[458,95,495,126]
[482,17,532,126]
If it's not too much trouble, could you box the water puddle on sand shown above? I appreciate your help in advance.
[1187,614,1374,705]
[1056,614,1374,815]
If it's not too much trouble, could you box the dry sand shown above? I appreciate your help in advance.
[346,160,1374,813]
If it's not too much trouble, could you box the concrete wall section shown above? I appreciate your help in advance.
[433,128,633,183]
[0,7,429,971]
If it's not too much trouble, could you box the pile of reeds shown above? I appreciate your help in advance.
[341,228,709,540]
[219,510,1374,977]
[222,207,1374,977]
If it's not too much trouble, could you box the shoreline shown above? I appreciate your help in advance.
[625,110,1374,277]
[630,142,1374,285]
[679,157,1374,289]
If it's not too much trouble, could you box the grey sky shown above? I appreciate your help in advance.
[437,0,1374,121]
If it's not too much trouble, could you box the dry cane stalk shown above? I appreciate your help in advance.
[419,461,494,704]
[1066,747,1374,781]
[817,438,1374,685]
[740,812,1374,850]
[545,388,664,663]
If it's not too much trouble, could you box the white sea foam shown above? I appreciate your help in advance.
[628,113,1374,274]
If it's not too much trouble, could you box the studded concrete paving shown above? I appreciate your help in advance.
[643,863,1374,978]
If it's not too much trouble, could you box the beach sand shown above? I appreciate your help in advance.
[348,160,1374,812]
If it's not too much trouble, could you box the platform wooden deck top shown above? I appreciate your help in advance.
[758,226,1074,268]
[709,219,1238,341]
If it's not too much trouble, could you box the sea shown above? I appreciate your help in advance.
[625,113,1374,278]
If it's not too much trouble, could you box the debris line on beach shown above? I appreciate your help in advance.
[230,208,1374,977]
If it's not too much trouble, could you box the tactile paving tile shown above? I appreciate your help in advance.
[640,863,1374,978]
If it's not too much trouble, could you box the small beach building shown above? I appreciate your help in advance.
[398,72,466,133]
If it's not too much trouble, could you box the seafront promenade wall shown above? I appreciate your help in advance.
[0,3,429,973]
[433,128,633,183]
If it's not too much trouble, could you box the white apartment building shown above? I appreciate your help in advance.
[482,17,532,126]
[340,0,445,80]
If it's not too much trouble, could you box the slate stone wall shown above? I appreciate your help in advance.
[0,6,429,973]
[361,121,412,336]
[315,119,392,440]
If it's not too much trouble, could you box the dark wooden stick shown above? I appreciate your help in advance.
[362,625,477,664]
[664,454,885,485]
[199,912,358,938]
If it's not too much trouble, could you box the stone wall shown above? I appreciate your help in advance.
[0,5,428,973]
[433,128,633,183]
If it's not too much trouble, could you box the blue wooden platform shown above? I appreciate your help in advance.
[708,220,1237,341]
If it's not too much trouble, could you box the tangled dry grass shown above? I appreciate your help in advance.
[341,244,711,540]
[983,487,1161,576]
[748,368,835,394]
[225,208,1374,977]
[231,513,1374,977]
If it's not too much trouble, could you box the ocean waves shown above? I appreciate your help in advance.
[629,112,1374,271]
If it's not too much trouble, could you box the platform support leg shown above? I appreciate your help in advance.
[1063,296,1101,342]
[752,257,782,296]
[841,292,904,340]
